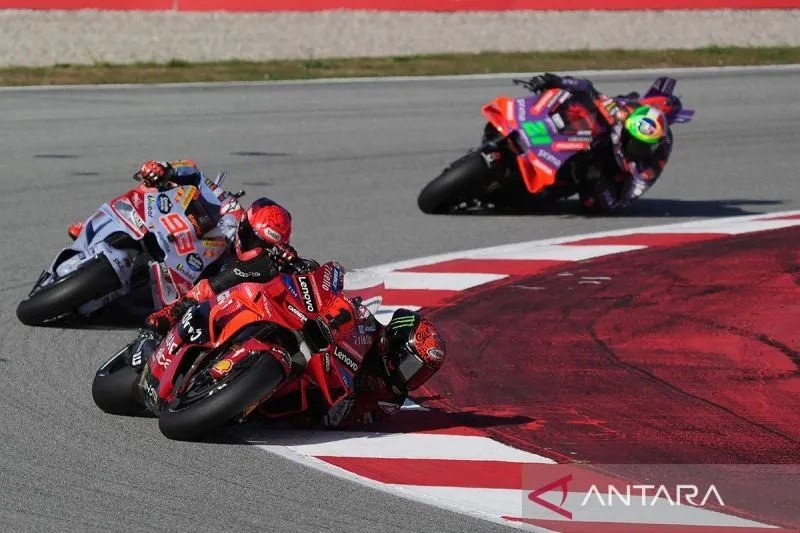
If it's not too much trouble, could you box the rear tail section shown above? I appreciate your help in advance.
[642,76,694,125]
[644,76,677,98]
[671,108,695,124]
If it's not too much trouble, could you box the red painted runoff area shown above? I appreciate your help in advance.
[3,0,799,10]
[417,226,800,528]
[426,226,800,463]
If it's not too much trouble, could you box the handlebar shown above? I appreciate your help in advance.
[512,78,537,91]
[267,246,319,275]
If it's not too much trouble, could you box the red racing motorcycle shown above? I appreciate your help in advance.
[92,261,382,440]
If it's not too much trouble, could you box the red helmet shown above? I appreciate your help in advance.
[234,198,292,261]
[384,311,446,392]
[136,160,173,188]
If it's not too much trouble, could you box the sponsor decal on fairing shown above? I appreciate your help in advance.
[186,253,204,272]
[537,149,561,168]
[286,303,307,322]
[297,275,317,313]
[157,193,172,214]
[333,346,360,373]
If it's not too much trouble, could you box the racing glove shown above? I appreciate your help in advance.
[529,73,598,97]
[273,243,298,268]
[146,297,198,334]
[527,72,563,92]
[292,257,321,275]
[271,244,320,274]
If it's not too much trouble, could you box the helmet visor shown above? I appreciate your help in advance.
[622,129,658,162]
[236,216,264,253]
[394,344,440,391]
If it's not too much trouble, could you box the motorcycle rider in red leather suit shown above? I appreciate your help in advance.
[127,196,446,428]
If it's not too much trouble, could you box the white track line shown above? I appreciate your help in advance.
[232,427,549,532]
[247,430,555,462]
[2,64,799,92]
[371,210,800,272]
[382,271,506,290]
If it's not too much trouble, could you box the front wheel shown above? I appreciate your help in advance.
[16,256,121,326]
[158,353,287,441]
[418,151,495,214]
[92,347,150,417]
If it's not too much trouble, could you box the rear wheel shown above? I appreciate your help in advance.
[16,256,120,326]
[158,353,287,441]
[418,151,495,214]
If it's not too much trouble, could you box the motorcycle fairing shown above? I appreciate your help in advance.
[110,193,147,239]
[258,332,364,419]
[149,261,180,309]
[145,281,284,407]
[482,88,598,194]
[143,263,360,419]
[39,188,150,294]
[41,183,228,312]
[38,203,142,311]
[641,77,695,124]
[144,185,227,285]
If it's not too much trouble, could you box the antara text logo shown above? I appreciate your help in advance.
[580,484,724,507]
[526,474,725,520]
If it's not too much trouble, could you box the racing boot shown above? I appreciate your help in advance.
[67,221,84,241]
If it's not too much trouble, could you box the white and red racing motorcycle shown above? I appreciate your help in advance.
[17,174,237,326]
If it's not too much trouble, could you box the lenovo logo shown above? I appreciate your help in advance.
[297,276,316,312]
[334,347,359,373]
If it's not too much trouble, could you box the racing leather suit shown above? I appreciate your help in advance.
[69,160,243,242]
[283,308,429,429]
[149,160,244,242]
[529,74,671,212]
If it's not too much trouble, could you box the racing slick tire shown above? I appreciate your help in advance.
[92,351,150,417]
[16,256,121,326]
[158,354,287,441]
[418,150,494,214]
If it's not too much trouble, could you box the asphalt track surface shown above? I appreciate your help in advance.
[1,67,798,531]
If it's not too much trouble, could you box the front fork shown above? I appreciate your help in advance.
[477,132,516,196]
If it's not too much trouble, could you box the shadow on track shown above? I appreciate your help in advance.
[196,405,539,447]
[374,407,537,434]
[442,198,784,218]
[27,303,147,330]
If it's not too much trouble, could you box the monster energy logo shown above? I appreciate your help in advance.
[521,121,553,146]
[389,315,416,330]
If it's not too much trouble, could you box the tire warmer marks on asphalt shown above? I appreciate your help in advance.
[238,211,800,532]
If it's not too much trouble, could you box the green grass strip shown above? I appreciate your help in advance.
[2,47,799,86]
